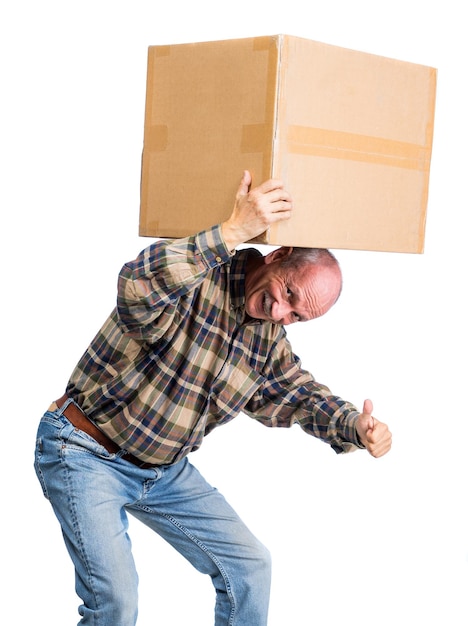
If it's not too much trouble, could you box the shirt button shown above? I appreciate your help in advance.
[215,256,222,263]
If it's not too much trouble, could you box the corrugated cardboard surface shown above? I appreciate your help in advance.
[140,35,437,253]
[140,36,278,240]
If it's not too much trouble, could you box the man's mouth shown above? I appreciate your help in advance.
[263,293,272,319]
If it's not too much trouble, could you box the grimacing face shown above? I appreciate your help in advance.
[244,248,342,326]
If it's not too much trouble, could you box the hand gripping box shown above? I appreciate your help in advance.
[139,35,436,253]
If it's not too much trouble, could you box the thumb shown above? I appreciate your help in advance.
[362,398,375,432]
[237,170,252,196]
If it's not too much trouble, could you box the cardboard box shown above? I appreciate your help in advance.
[140,35,436,253]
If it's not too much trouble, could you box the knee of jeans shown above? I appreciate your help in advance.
[239,540,271,585]
[255,542,272,579]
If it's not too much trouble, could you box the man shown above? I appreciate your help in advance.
[34,171,392,625]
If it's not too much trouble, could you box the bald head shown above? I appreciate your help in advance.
[279,247,342,303]
[244,246,342,325]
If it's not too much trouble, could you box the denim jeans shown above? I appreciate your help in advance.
[34,399,271,625]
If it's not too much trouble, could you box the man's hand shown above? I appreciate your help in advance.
[356,399,392,458]
[221,170,293,251]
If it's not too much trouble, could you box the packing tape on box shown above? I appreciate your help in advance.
[240,123,431,171]
[145,125,169,151]
[286,125,432,171]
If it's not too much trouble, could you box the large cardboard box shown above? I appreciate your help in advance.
[140,35,436,253]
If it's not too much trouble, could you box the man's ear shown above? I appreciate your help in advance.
[264,246,294,265]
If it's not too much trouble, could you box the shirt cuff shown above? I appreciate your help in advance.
[195,224,234,268]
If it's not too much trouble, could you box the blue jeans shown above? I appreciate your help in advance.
[34,400,271,625]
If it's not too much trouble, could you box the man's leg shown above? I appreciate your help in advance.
[34,408,140,626]
[128,457,271,626]
[35,404,271,625]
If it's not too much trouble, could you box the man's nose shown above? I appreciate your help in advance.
[271,301,292,324]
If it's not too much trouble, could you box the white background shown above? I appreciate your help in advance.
[1,1,467,624]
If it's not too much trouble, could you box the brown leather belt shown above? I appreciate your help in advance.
[50,394,158,469]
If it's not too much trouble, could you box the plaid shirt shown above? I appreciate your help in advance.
[66,224,363,464]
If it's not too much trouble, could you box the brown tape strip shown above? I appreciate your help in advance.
[287,125,431,171]
[239,36,279,183]
[152,45,171,57]
[145,125,169,152]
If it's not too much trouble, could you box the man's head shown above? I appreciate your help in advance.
[244,246,342,325]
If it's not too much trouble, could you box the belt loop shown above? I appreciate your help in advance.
[57,397,75,416]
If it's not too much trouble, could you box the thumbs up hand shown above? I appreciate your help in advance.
[356,399,392,458]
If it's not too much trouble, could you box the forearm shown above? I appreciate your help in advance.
[244,329,364,453]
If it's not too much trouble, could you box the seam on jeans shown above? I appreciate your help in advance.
[61,450,102,614]
[152,510,237,624]
[34,437,50,499]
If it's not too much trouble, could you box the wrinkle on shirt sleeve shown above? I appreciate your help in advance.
[116,225,232,337]
[244,328,364,454]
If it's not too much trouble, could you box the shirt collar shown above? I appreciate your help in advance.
[229,247,263,320]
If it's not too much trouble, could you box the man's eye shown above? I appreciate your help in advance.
[286,287,292,298]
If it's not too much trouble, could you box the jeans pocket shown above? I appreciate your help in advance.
[62,423,115,461]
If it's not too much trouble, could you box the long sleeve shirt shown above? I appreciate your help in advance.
[66,224,363,465]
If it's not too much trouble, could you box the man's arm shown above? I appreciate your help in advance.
[244,328,392,458]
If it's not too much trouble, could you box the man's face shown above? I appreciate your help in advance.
[244,249,342,326]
